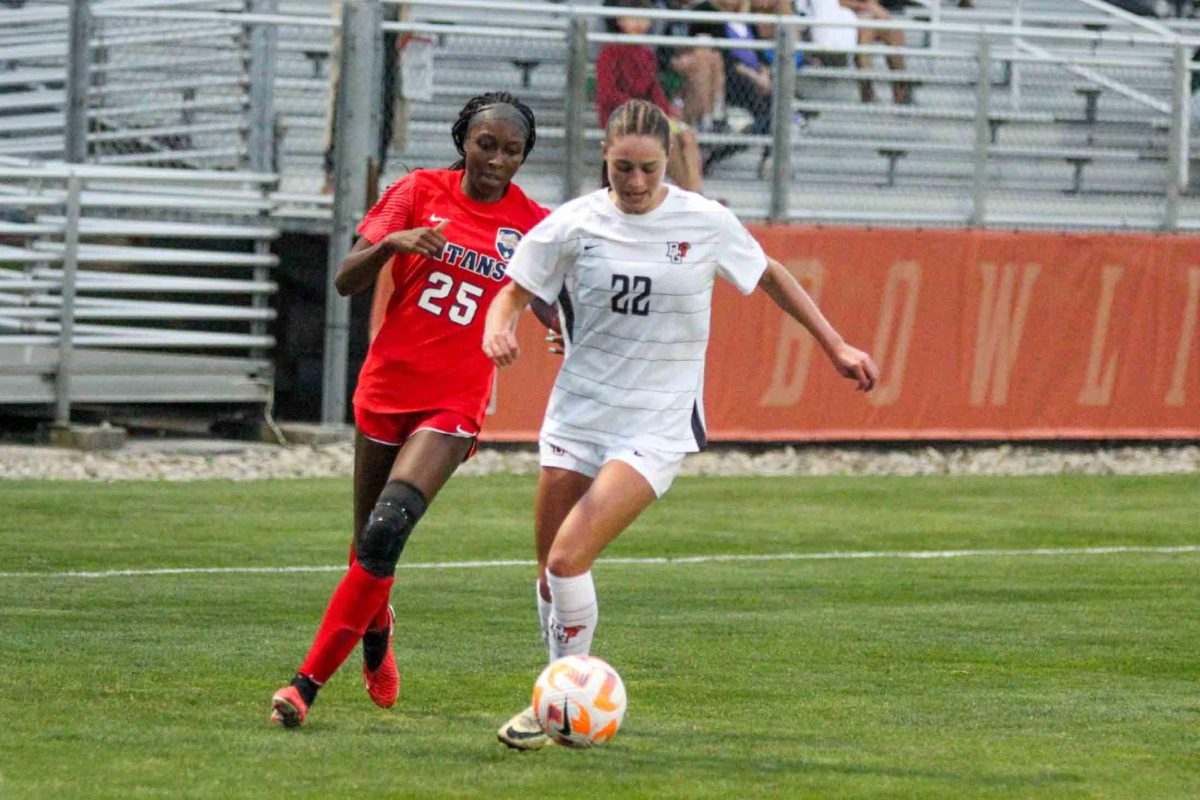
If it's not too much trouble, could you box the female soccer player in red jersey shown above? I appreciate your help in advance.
[271,92,551,728]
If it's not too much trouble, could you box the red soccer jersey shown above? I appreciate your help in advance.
[353,168,549,424]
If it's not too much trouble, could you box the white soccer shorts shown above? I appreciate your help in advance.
[538,433,685,498]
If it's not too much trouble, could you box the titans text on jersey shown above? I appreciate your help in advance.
[439,242,508,282]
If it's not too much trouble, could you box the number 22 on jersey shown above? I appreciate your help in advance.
[611,274,652,316]
[417,271,484,325]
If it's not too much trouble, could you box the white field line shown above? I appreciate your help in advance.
[1,545,1198,580]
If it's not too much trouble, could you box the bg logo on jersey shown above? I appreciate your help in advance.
[496,228,522,261]
[666,241,690,263]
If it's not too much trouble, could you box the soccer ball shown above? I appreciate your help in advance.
[532,655,627,748]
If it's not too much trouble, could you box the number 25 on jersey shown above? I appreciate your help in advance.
[417,271,484,326]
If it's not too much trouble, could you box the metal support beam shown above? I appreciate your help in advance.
[323,0,382,424]
[55,174,84,424]
[769,22,797,223]
[245,0,278,174]
[392,1,414,156]
[1165,41,1189,231]
[971,35,993,227]
[1011,0,1023,110]
[563,15,588,202]
[65,0,92,163]
[246,0,278,373]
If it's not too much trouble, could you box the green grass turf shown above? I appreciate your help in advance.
[0,474,1197,799]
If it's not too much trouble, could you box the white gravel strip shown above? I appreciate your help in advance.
[0,441,1197,482]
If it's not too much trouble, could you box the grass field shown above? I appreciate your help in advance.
[1,473,1198,799]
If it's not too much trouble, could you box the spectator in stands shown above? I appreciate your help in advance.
[709,0,777,176]
[799,0,912,104]
[655,0,728,134]
[716,0,772,135]
[597,0,705,193]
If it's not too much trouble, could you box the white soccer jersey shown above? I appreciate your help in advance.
[506,185,768,453]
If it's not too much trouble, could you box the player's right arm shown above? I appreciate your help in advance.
[482,281,536,367]
[484,203,576,365]
[334,220,448,296]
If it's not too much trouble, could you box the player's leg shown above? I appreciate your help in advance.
[499,463,657,741]
[304,430,470,686]
[499,442,596,751]
[271,427,395,726]
[357,428,474,707]
[273,427,471,726]
[350,429,406,707]
[271,428,402,726]
[352,426,402,617]
[534,466,594,652]
[543,460,658,660]
[354,430,399,533]
[500,444,677,749]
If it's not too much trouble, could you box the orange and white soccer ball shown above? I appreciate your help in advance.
[532,655,627,748]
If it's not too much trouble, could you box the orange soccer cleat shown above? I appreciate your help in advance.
[270,684,309,728]
[362,604,399,708]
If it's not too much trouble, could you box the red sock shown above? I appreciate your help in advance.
[368,596,391,631]
[348,545,393,632]
[298,561,393,684]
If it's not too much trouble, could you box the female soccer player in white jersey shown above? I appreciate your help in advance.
[482,98,878,750]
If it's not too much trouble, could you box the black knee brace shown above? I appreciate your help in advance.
[354,480,428,578]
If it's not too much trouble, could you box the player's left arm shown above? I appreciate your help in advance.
[529,297,564,356]
[530,297,561,334]
[756,257,879,392]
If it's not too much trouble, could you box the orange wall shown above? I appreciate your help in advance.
[379,226,1200,441]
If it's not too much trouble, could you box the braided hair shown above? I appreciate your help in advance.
[449,91,537,170]
[600,99,672,188]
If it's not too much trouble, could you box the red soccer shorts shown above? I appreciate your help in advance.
[354,406,481,458]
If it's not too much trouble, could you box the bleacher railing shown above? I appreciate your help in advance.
[380,0,1197,229]
[10,0,1196,230]
[0,161,279,418]
[5,0,1200,424]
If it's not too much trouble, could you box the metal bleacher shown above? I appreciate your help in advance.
[764,0,1191,227]
[268,0,576,208]
[1,0,1197,415]
[1,2,279,412]
[4,0,1193,228]
[0,160,278,407]
[351,0,1196,229]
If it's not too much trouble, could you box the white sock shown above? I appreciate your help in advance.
[536,579,553,661]
[546,569,597,660]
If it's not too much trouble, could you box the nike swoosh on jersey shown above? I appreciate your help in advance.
[583,243,600,252]
[430,214,450,224]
